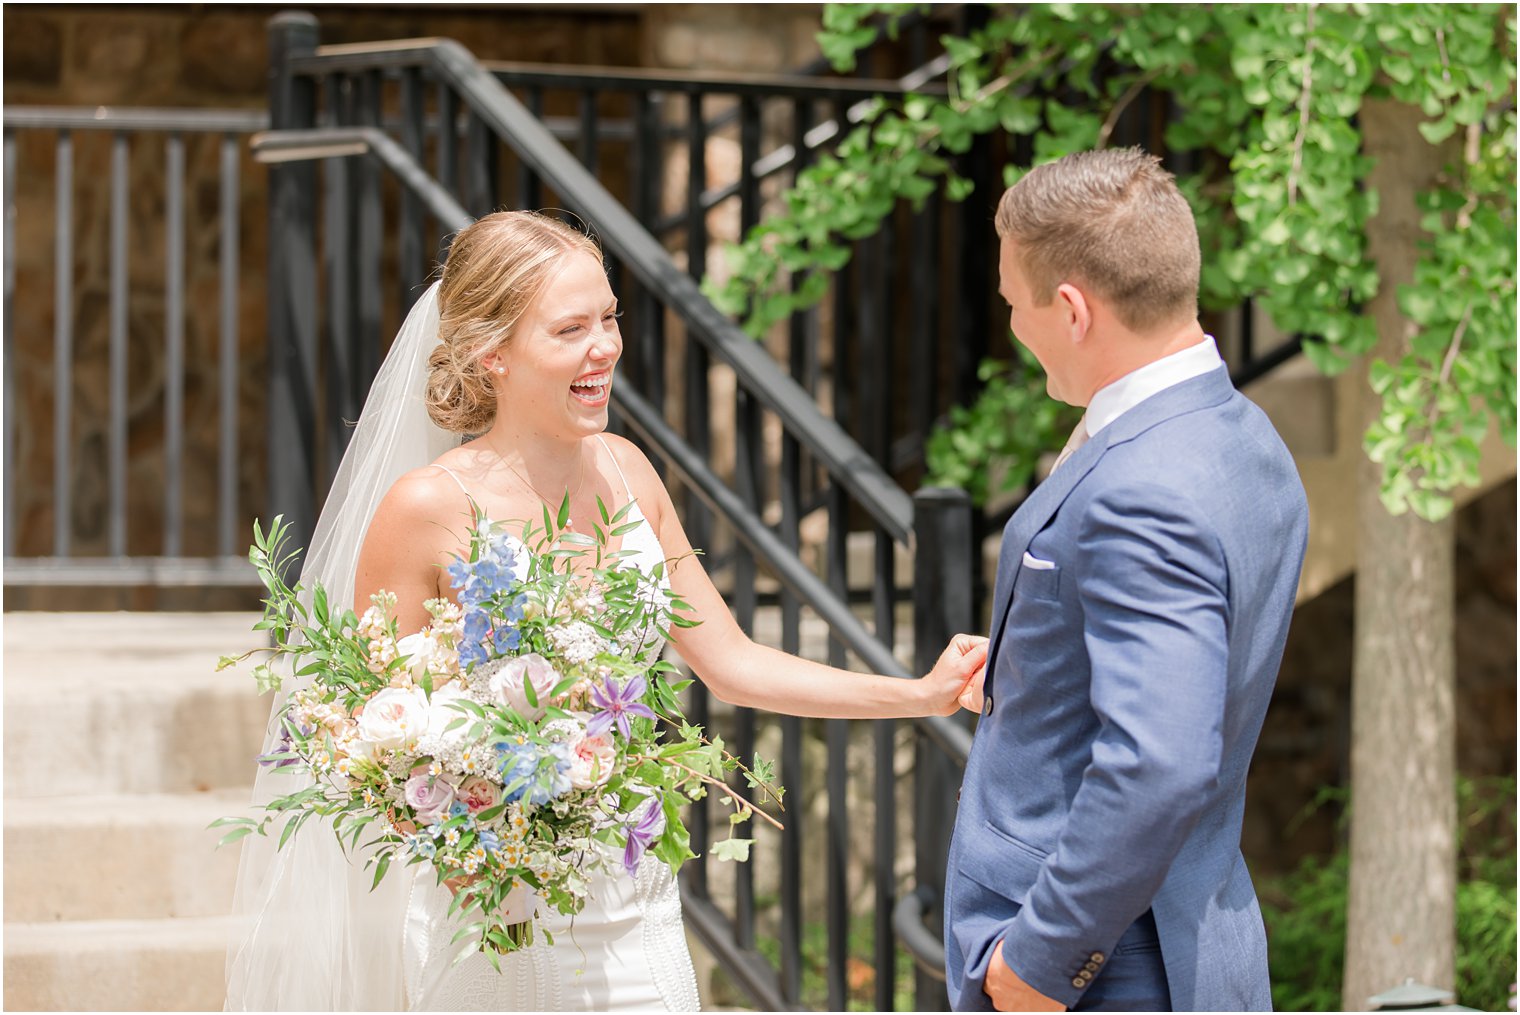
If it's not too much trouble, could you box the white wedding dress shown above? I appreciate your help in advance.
[402,453,702,1012]
[225,284,700,1012]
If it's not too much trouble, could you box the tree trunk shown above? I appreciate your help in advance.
[1342,98,1459,1010]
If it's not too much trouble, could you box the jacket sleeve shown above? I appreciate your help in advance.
[992,480,1231,1007]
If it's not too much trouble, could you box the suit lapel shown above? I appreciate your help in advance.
[982,367,1237,671]
[983,432,1108,665]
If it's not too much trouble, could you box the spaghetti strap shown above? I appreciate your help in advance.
[596,434,634,503]
[431,463,472,499]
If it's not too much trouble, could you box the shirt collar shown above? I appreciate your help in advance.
[1085,336,1224,438]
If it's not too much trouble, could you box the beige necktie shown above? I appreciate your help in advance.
[1051,415,1089,473]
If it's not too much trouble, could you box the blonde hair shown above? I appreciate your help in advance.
[426,211,603,433]
[995,148,1200,334]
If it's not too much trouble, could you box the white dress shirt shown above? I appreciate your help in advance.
[1083,336,1224,438]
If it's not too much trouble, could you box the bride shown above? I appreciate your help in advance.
[224,210,987,1011]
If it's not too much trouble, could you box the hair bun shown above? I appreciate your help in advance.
[425,338,497,434]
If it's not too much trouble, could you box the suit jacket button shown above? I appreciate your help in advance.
[983,697,994,716]
[1083,961,1098,973]
[1090,952,1105,964]
[1072,978,1085,989]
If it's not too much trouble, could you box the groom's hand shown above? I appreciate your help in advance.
[985,940,1065,1012]
[922,634,989,716]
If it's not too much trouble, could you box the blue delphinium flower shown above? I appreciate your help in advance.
[476,828,502,854]
[496,739,573,806]
[543,740,575,800]
[448,801,471,821]
[450,535,523,670]
[491,592,528,654]
[497,741,540,805]
[406,833,437,858]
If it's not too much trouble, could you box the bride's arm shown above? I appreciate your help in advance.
[352,468,471,635]
[603,437,986,719]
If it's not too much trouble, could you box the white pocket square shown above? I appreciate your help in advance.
[1021,551,1057,571]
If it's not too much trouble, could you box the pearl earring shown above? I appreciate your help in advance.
[495,367,506,375]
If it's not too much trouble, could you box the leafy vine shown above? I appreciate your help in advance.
[705,4,1516,519]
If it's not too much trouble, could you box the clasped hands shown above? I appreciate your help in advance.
[924,633,990,715]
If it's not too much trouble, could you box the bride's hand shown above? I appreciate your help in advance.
[921,634,988,716]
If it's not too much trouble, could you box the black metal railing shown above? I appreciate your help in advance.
[263,14,976,1010]
[1,105,267,587]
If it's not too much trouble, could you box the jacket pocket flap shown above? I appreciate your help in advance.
[955,821,1049,902]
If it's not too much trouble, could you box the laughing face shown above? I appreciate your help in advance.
[485,250,622,440]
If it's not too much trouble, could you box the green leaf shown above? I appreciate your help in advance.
[710,837,754,863]
[1418,116,1459,145]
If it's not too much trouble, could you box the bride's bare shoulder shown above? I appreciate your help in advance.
[373,461,473,528]
[598,433,671,517]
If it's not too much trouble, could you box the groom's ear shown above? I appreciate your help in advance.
[1055,282,1092,343]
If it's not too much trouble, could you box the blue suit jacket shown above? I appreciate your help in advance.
[944,367,1307,1011]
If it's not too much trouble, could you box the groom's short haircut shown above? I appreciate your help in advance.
[995,147,1200,334]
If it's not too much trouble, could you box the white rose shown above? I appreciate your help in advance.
[423,682,474,749]
[487,653,560,722]
[355,687,429,751]
[397,631,442,679]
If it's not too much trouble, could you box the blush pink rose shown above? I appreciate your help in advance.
[457,776,501,814]
[568,731,617,790]
[487,653,560,721]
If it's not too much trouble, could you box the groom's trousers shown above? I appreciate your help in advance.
[1068,910,1170,1012]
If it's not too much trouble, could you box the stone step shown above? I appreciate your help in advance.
[4,915,233,1011]
[3,612,273,796]
[4,790,251,923]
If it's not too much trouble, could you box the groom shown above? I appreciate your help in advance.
[944,148,1308,1012]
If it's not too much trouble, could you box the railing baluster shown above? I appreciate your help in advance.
[578,87,599,177]
[399,67,426,316]
[517,86,543,209]
[3,129,16,557]
[164,132,186,557]
[633,91,665,426]
[682,89,714,902]
[777,97,810,1007]
[109,131,129,558]
[464,109,498,217]
[323,75,355,489]
[218,132,240,558]
[825,235,857,1013]
[266,11,321,563]
[910,191,940,463]
[355,70,383,398]
[779,722,804,1006]
[730,91,764,953]
[912,487,976,1012]
[437,82,459,200]
[52,129,72,558]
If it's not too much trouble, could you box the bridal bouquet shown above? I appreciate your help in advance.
[216,500,783,961]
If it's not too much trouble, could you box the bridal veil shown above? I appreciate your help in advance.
[224,281,457,1010]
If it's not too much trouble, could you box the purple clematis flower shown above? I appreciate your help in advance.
[586,675,657,740]
[622,796,664,878]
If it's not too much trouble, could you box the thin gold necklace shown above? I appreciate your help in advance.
[492,442,587,531]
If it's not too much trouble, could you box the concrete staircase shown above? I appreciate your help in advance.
[3,613,271,1011]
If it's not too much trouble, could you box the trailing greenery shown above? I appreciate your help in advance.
[705,4,1516,517]
[922,342,1082,506]
[1259,777,1517,1012]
